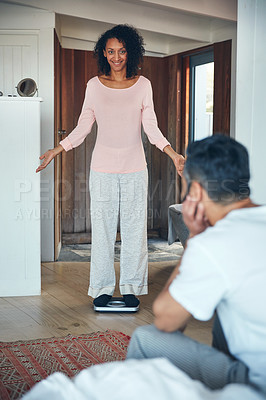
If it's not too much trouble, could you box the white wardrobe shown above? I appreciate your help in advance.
[0,97,42,296]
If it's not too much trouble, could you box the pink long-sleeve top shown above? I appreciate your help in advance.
[59,75,170,174]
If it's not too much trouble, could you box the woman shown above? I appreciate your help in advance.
[36,24,185,308]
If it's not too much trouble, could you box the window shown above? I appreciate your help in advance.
[189,51,214,142]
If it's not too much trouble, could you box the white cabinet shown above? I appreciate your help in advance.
[0,97,42,296]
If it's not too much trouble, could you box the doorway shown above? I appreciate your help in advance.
[180,40,231,156]
[54,35,232,256]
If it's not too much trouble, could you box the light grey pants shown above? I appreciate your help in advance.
[88,169,148,298]
[126,316,260,392]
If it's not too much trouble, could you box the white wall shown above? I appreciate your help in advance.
[0,97,42,296]
[0,32,38,95]
[0,2,56,261]
[235,0,266,204]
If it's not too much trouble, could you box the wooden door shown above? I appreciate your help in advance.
[60,49,98,244]
[213,40,231,136]
[54,32,62,259]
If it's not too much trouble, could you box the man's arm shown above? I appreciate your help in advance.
[153,285,191,332]
[152,259,191,332]
[153,193,210,332]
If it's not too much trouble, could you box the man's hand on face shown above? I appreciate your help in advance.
[182,195,210,238]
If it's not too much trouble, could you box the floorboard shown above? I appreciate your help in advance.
[0,261,212,344]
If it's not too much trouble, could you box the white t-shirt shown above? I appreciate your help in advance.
[169,206,266,390]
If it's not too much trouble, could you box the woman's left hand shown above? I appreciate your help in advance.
[173,154,185,176]
[163,145,185,176]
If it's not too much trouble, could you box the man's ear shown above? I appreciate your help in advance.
[190,181,203,201]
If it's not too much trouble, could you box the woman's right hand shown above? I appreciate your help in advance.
[36,149,55,173]
[36,145,64,173]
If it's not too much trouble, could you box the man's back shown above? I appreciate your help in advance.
[128,136,266,395]
[169,205,266,389]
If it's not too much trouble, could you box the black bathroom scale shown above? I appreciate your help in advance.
[94,297,139,312]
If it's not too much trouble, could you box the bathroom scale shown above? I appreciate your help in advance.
[94,297,139,312]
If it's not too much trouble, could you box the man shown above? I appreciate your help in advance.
[126,135,266,395]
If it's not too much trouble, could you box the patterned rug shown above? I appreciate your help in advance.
[0,330,130,400]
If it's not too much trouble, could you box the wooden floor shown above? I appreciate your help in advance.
[0,261,212,344]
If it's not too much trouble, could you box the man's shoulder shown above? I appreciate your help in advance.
[221,205,266,229]
[186,205,266,257]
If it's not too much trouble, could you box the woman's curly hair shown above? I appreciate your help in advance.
[94,24,145,78]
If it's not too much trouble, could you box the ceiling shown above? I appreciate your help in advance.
[1,0,237,56]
